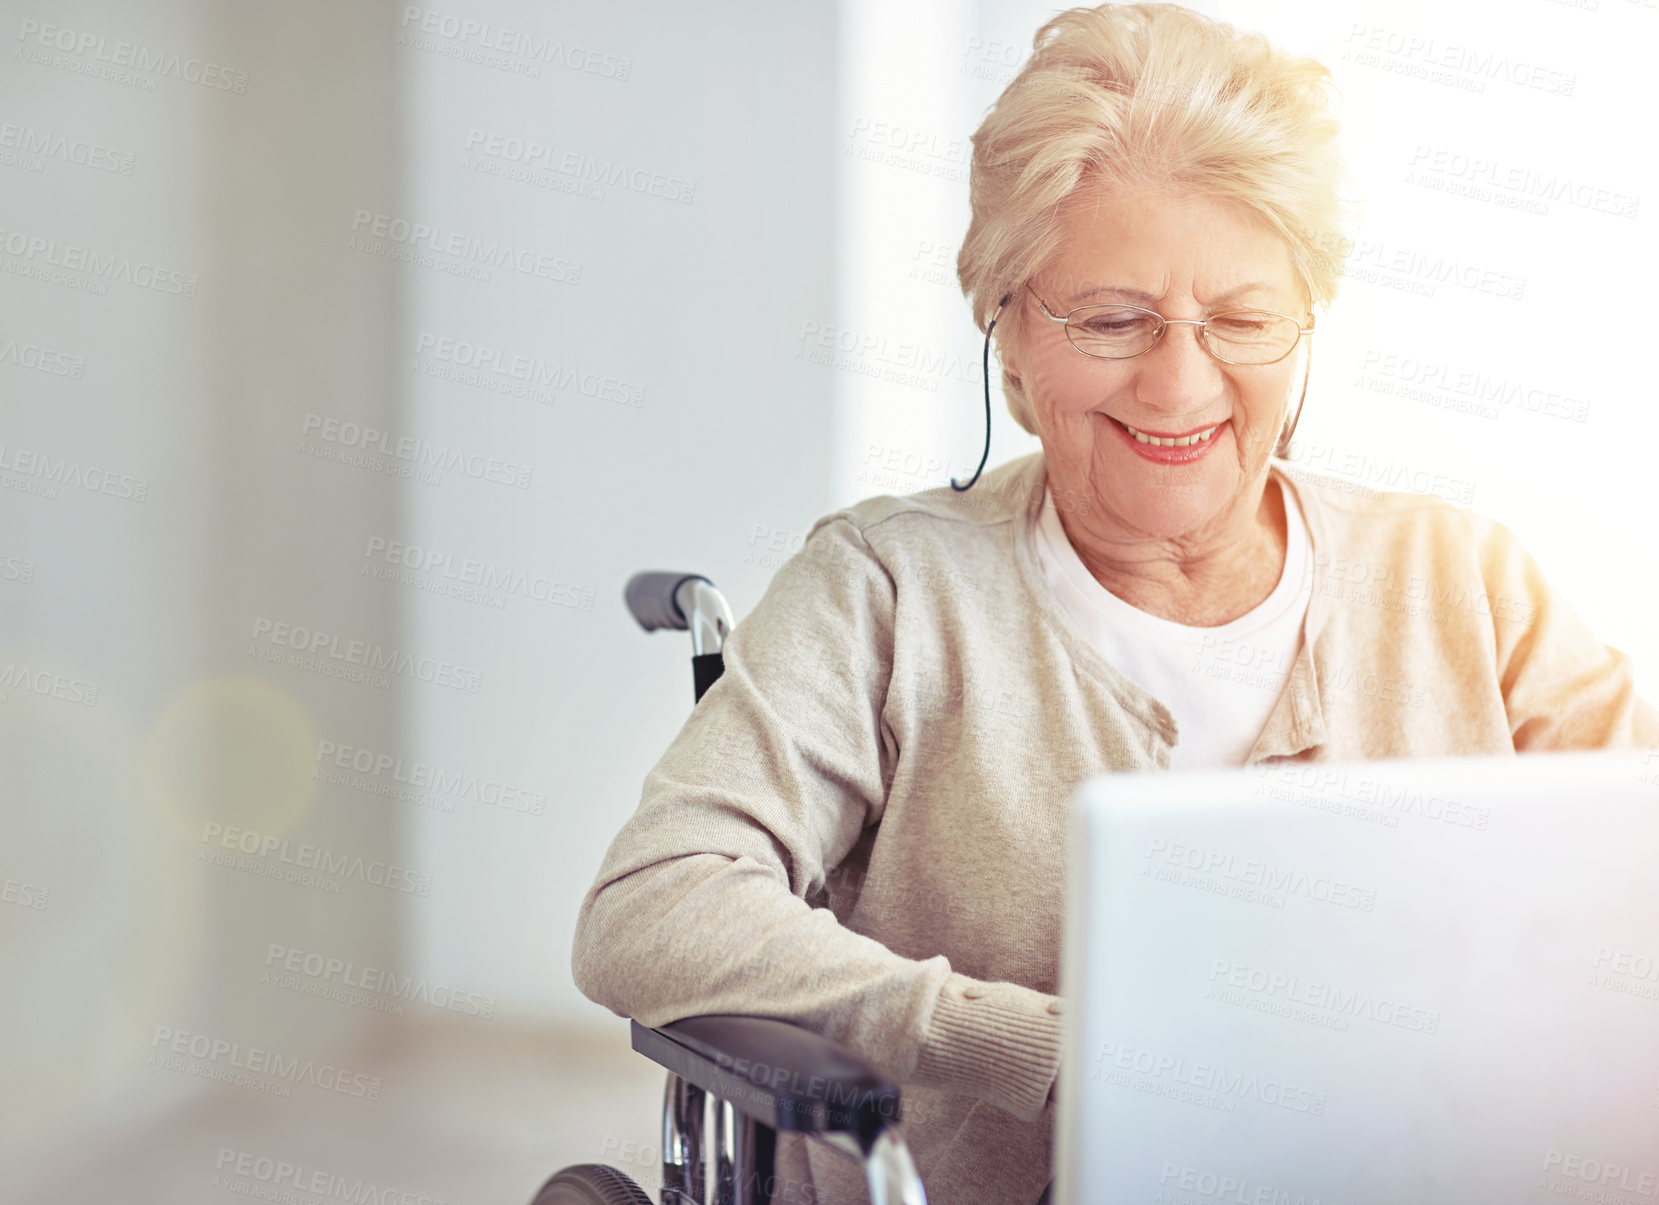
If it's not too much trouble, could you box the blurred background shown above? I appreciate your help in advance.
[0,0,1652,1201]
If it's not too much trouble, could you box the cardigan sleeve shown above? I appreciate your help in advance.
[1474,516,1659,752]
[570,514,1062,1123]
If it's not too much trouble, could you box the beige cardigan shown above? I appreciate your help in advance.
[571,450,1659,1205]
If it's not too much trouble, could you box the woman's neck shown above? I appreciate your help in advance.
[1055,475,1288,627]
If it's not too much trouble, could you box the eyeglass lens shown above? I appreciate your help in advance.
[1067,305,1300,363]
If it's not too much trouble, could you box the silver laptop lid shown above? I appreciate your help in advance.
[1055,750,1659,1205]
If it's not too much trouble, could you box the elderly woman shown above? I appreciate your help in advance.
[572,4,1659,1202]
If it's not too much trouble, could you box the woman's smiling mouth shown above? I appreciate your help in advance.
[1103,414,1229,461]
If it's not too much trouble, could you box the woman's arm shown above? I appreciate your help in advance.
[570,515,1062,1122]
[1474,514,1659,751]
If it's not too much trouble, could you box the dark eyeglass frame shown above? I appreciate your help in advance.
[1028,286,1315,366]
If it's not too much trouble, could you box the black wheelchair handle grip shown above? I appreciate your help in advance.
[625,571,711,633]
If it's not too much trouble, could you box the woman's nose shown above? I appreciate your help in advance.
[1130,319,1224,409]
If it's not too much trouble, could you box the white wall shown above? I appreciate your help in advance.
[392,2,844,1013]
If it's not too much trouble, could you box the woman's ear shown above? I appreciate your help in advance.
[1000,345,1021,389]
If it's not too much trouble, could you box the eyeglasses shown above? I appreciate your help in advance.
[951,286,1318,492]
[1029,287,1314,366]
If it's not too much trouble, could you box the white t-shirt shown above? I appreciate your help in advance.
[1031,479,1314,769]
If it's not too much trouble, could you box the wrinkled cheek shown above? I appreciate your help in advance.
[1231,418,1273,461]
[1029,385,1095,453]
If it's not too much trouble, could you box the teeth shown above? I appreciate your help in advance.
[1123,422,1219,447]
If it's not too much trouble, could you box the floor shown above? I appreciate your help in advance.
[4,1015,672,1205]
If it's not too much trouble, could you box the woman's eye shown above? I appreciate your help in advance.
[1081,313,1153,336]
[1210,314,1275,338]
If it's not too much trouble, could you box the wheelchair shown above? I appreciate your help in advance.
[531,571,931,1205]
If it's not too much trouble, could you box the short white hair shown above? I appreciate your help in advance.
[957,2,1353,435]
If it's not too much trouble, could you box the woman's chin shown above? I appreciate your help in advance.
[1099,478,1234,541]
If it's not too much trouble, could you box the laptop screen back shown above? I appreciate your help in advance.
[1055,750,1659,1205]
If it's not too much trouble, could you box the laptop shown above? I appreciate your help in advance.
[1053,750,1659,1205]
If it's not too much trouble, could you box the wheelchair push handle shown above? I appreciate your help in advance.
[624,571,705,633]
[625,570,736,703]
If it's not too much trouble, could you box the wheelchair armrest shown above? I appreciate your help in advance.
[631,1014,901,1144]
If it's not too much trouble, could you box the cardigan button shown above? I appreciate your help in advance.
[1046,999,1064,1015]
[961,985,987,999]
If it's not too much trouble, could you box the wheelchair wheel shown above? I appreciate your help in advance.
[529,1163,652,1205]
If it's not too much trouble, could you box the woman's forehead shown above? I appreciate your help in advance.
[1043,185,1305,304]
